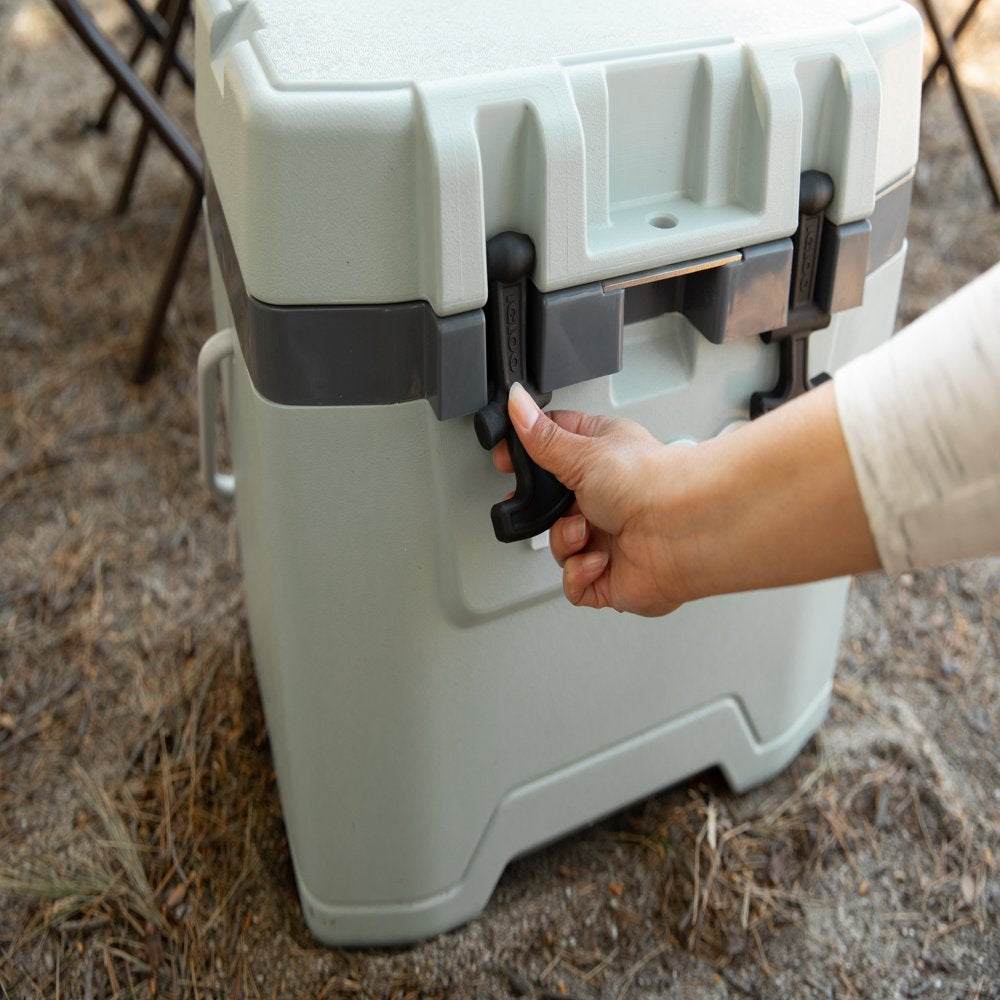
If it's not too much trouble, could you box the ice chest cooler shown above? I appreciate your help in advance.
[194,0,922,945]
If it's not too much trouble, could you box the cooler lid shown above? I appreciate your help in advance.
[195,0,921,312]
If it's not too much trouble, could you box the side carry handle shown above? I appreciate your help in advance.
[197,327,236,503]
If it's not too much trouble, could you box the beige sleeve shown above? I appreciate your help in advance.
[833,262,1000,574]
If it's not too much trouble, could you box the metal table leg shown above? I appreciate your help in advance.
[93,0,193,132]
[922,0,985,92]
[49,0,202,182]
[132,178,202,383]
[921,0,1000,207]
[48,0,204,379]
[114,0,190,215]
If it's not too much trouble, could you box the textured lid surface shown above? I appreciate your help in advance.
[197,0,922,311]
[244,0,903,86]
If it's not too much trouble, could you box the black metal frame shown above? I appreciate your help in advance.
[93,0,193,132]
[49,0,202,380]
[920,0,1000,208]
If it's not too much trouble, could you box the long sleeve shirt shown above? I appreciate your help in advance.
[834,261,1000,573]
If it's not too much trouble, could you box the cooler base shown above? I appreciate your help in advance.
[295,680,831,946]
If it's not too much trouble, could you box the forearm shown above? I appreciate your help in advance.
[676,381,880,602]
[510,265,1000,615]
[508,377,880,613]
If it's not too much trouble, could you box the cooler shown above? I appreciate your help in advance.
[193,0,922,945]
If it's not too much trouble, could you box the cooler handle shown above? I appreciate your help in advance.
[197,327,236,502]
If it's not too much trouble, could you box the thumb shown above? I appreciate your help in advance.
[507,382,589,489]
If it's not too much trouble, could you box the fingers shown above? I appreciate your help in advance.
[492,439,512,474]
[546,409,620,439]
[507,383,592,490]
[563,550,609,607]
[494,391,634,475]
[550,514,588,567]
[491,414,612,474]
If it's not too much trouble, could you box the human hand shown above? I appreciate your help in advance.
[494,383,698,615]
[494,379,881,616]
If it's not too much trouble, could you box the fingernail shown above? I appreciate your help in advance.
[565,515,586,543]
[580,551,609,576]
[508,382,540,432]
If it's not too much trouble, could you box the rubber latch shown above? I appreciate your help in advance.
[474,233,575,543]
[751,170,836,418]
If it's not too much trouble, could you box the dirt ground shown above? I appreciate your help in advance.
[1,2,998,998]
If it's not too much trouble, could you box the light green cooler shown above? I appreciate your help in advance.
[194,0,922,945]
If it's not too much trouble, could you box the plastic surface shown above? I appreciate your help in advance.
[530,281,624,393]
[207,237,909,944]
[195,0,922,947]
[205,171,910,414]
[194,0,922,313]
[204,177,488,418]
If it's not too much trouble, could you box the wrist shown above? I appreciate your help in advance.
[667,384,880,602]
[645,441,725,606]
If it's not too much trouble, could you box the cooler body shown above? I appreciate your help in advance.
[195,0,922,945]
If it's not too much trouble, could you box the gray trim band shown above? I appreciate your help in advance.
[207,171,913,416]
[207,174,488,420]
[867,172,912,275]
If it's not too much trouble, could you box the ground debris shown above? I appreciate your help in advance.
[1,1,999,998]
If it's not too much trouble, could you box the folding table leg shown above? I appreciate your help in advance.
[920,0,1000,207]
[49,0,202,182]
[114,0,189,216]
[93,29,147,131]
[922,0,984,92]
[49,0,205,380]
[94,0,183,132]
[132,178,202,383]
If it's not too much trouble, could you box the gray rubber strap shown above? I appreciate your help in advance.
[206,175,488,420]
[208,170,913,416]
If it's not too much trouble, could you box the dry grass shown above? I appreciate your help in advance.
[1,639,281,999]
[1,1,999,997]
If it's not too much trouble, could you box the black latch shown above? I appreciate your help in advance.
[751,170,839,417]
[474,233,576,543]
